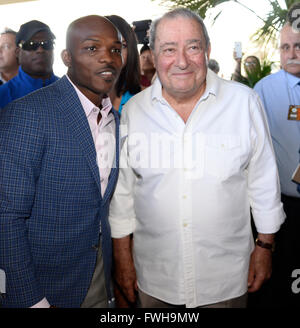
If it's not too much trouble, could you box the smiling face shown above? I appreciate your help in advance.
[63,16,123,105]
[153,16,210,102]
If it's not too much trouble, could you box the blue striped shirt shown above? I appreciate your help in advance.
[254,69,300,197]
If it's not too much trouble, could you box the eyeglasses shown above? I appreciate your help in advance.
[18,40,54,51]
[244,61,257,67]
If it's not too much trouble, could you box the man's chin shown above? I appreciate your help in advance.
[93,83,115,96]
[285,66,300,77]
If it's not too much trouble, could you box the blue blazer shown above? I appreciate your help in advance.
[0,76,119,308]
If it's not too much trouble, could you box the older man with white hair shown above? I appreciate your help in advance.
[254,20,300,307]
[110,8,285,308]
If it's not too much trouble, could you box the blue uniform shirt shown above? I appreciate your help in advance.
[254,69,300,198]
[0,66,59,109]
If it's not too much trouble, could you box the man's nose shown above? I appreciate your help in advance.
[98,48,114,63]
[36,44,46,53]
[289,46,297,59]
[175,49,189,69]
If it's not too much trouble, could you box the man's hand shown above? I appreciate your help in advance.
[233,50,242,63]
[113,236,138,304]
[247,234,274,292]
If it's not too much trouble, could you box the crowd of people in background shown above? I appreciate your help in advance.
[0,4,299,309]
[0,17,156,110]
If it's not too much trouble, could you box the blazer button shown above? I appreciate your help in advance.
[92,245,99,251]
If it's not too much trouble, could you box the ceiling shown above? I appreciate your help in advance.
[0,0,38,5]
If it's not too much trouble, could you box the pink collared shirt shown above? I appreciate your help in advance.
[67,75,116,197]
[31,75,116,308]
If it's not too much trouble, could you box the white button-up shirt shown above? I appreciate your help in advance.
[109,69,285,307]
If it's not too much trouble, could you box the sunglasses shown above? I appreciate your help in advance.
[244,62,257,67]
[18,40,54,51]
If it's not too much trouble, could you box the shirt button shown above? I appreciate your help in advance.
[93,108,98,113]
[183,223,188,228]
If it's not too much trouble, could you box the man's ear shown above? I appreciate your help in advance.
[206,44,211,64]
[61,49,72,68]
[151,49,156,68]
[15,47,20,61]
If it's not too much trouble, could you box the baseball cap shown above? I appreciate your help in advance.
[16,20,55,45]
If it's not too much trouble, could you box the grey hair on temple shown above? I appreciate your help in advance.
[149,7,210,51]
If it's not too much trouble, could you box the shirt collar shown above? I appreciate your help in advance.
[0,72,7,84]
[151,68,218,104]
[283,69,300,88]
[19,66,57,84]
[66,74,112,119]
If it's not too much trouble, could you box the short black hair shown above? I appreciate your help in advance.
[140,44,150,55]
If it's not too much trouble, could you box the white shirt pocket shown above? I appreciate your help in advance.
[205,134,241,180]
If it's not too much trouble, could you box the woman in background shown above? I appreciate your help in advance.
[106,16,140,308]
[106,15,141,114]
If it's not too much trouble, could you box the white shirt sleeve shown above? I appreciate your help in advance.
[247,93,286,233]
[109,110,137,238]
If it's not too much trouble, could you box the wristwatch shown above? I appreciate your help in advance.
[255,238,275,252]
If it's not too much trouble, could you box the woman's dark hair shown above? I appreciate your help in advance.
[106,15,141,97]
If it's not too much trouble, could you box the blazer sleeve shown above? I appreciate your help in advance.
[0,100,45,307]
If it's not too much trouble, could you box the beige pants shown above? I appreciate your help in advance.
[138,289,248,308]
[81,245,108,308]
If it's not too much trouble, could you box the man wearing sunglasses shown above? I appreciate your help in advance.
[0,20,58,109]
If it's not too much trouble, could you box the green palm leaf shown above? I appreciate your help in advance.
[153,0,300,49]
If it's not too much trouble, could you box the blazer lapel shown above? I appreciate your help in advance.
[102,109,120,204]
[57,76,102,195]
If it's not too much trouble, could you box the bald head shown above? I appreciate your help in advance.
[62,15,123,106]
[66,15,121,52]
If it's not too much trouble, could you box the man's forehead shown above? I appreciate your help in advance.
[281,25,300,41]
[73,23,119,43]
[156,18,204,42]
[0,33,15,41]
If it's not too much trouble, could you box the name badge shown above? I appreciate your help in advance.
[288,105,300,120]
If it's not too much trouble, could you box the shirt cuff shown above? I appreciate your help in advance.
[252,203,286,234]
[109,216,135,238]
[30,297,51,308]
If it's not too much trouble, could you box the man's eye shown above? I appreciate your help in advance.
[86,46,97,52]
[187,43,203,54]
[281,45,289,51]
[112,48,122,54]
[163,48,175,55]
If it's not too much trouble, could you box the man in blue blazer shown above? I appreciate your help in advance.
[0,15,123,308]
